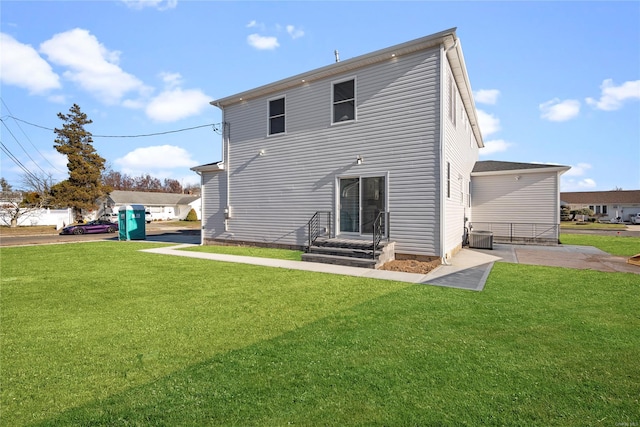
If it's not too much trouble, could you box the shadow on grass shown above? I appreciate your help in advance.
[36,267,639,426]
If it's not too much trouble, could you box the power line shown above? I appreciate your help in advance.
[0,99,64,173]
[0,140,42,184]
[0,119,51,176]
[2,115,222,138]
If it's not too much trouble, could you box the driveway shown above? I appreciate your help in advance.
[473,243,640,274]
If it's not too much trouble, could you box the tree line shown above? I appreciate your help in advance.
[1,104,198,227]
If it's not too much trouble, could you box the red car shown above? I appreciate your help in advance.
[59,220,118,235]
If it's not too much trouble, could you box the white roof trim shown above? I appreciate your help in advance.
[472,165,571,177]
[191,162,225,173]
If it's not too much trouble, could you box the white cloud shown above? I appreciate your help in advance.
[247,34,279,50]
[159,71,183,89]
[40,28,147,105]
[246,20,262,29]
[286,25,305,39]
[560,162,596,191]
[562,177,597,191]
[474,89,500,105]
[146,87,211,122]
[479,139,513,156]
[115,145,197,174]
[586,79,640,111]
[563,162,592,177]
[476,109,501,137]
[0,33,61,94]
[121,0,177,10]
[539,98,580,122]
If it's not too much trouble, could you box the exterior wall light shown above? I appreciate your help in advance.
[356,155,363,165]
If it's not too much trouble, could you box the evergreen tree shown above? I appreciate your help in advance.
[50,104,110,218]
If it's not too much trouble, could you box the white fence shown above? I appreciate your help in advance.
[1,208,74,229]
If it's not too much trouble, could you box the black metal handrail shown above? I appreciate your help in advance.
[307,211,332,250]
[372,211,389,259]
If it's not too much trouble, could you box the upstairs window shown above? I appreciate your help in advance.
[332,79,355,123]
[269,97,285,135]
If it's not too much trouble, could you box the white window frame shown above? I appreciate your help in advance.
[331,76,357,125]
[267,95,286,136]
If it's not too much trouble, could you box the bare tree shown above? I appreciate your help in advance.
[20,171,55,207]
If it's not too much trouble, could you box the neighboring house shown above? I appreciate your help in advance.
[193,28,485,262]
[560,190,640,222]
[102,190,201,221]
[471,161,570,243]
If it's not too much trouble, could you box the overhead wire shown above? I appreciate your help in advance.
[0,119,51,177]
[1,98,64,173]
[2,115,222,138]
[0,140,43,184]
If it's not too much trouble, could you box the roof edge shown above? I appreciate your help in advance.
[211,28,458,108]
[472,165,571,176]
[191,161,224,173]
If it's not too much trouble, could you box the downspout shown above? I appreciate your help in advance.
[439,37,458,266]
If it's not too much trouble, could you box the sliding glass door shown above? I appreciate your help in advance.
[338,176,386,235]
[339,178,359,233]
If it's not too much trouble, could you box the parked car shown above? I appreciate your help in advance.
[100,212,119,223]
[59,220,118,235]
[145,211,152,223]
[631,213,640,224]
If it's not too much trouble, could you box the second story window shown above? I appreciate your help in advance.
[269,97,285,135]
[332,79,355,123]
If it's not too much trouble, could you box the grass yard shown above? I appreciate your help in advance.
[182,243,303,260]
[560,222,627,230]
[1,242,639,426]
[560,233,640,257]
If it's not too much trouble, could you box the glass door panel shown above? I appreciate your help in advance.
[339,178,360,233]
[361,176,385,234]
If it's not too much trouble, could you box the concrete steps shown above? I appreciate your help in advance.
[302,237,395,269]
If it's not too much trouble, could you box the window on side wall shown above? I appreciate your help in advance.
[269,97,285,135]
[332,78,355,123]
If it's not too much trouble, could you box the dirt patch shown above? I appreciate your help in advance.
[381,258,441,274]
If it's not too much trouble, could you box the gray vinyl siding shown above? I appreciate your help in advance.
[472,171,560,224]
[442,61,479,256]
[218,47,442,255]
[201,170,227,240]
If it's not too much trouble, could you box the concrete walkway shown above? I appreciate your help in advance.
[141,242,638,292]
[141,245,502,291]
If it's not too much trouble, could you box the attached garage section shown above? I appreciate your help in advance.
[471,161,570,245]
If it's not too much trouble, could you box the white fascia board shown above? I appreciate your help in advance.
[471,165,571,177]
[446,38,484,148]
[191,162,225,173]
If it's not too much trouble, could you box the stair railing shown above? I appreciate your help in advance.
[372,211,390,259]
[307,211,332,251]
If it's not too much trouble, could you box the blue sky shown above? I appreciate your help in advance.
[1,0,639,192]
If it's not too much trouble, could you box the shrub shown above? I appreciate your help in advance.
[185,208,198,221]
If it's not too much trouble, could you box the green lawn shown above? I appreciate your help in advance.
[560,222,626,230]
[182,243,303,260]
[1,242,639,426]
[560,233,640,257]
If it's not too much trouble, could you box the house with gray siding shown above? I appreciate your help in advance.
[471,161,570,243]
[193,28,485,264]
